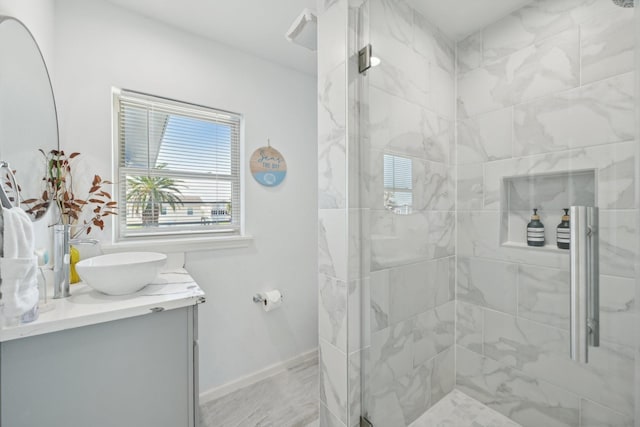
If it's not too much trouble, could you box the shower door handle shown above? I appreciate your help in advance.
[569,206,599,364]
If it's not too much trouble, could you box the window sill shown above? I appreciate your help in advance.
[102,234,254,254]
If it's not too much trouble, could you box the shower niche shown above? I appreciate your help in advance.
[500,170,596,251]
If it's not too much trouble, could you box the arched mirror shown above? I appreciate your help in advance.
[0,16,58,221]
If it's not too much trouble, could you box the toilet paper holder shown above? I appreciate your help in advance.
[253,292,283,304]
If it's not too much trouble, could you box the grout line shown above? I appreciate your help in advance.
[459,71,633,120]
[453,34,460,390]
[368,82,453,121]
[510,105,515,160]
[456,250,635,280]
[480,29,484,68]
[475,138,636,163]
[578,398,583,427]
[481,305,485,356]
[515,262,520,320]
[578,23,583,88]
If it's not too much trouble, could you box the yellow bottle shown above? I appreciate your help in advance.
[70,245,81,284]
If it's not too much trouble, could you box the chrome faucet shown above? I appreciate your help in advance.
[53,230,101,299]
[70,238,102,262]
[69,238,101,247]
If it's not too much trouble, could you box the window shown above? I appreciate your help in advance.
[114,89,242,240]
[383,153,413,215]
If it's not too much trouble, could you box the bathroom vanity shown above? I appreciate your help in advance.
[0,269,205,427]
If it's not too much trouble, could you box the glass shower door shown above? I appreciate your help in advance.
[357,0,457,425]
[357,0,638,426]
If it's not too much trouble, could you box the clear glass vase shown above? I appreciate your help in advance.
[53,223,71,298]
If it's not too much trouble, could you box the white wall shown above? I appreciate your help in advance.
[53,0,318,392]
[0,0,55,72]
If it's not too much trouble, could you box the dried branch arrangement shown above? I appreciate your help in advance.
[23,150,117,238]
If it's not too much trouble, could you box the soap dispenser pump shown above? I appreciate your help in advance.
[557,208,570,250]
[527,209,545,247]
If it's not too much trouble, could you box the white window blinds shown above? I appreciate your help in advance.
[383,153,413,215]
[115,90,242,239]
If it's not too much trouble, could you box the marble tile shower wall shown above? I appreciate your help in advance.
[455,1,636,426]
[317,1,351,426]
[360,1,456,426]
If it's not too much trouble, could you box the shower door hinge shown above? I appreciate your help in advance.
[358,44,373,74]
[360,416,373,427]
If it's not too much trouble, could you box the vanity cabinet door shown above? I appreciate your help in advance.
[1,307,195,427]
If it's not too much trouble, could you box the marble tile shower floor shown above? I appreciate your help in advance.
[198,353,517,427]
[199,354,319,427]
[409,389,521,427]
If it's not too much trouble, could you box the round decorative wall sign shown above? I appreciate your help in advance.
[250,143,287,187]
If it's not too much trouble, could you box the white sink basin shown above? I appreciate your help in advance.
[76,252,167,296]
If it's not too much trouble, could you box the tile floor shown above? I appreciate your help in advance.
[199,354,519,427]
[409,389,521,427]
[199,354,319,427]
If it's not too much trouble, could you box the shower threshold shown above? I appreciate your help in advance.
[408,389,521,427]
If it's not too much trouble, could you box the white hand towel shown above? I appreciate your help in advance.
[1,257,38,320]
[3,207,35,258]
[1,207,38,322]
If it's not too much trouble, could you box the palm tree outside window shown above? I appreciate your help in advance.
[126,171,183,226]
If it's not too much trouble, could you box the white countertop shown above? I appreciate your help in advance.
[0,269,206,342]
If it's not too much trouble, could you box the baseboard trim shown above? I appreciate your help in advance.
[199,347,319,404]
